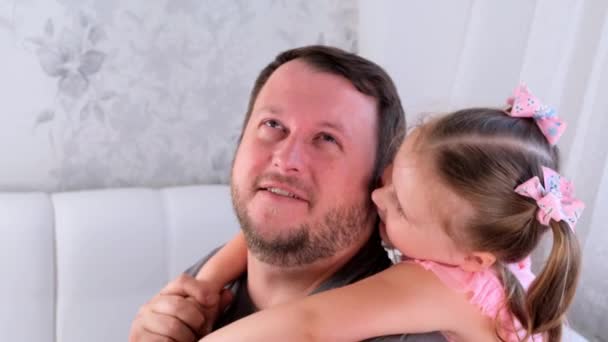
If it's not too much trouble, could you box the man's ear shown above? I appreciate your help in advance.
[460,252,496,272]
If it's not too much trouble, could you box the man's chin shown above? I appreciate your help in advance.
[243,221,305,241]
[241,222,313,267]
[249,199,309,220]
[247,208,308,230]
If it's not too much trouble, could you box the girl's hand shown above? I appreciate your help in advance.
[128,274,232,342]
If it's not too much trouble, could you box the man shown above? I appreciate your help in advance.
[129,45,445,341]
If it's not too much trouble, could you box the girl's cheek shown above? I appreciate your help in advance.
[381,163,393,186]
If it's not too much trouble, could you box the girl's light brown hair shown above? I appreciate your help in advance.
[416,108,581,341]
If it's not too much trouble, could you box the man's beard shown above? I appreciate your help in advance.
[231,184,373,267]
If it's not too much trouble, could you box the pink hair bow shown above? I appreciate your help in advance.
[515,166,584,230]
[506,84,566,145]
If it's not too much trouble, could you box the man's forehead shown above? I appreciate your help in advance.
[251,60,378,142]
[257,60,375,108]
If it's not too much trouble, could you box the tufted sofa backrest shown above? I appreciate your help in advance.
[0,185,238,342]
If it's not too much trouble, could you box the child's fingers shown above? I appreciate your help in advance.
[160,274,220,307]
[200,289,235,336]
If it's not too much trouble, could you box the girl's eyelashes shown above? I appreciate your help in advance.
[395,201,407,219]
[390,187,407,219]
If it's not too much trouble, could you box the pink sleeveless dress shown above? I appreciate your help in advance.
[408,257,543,341]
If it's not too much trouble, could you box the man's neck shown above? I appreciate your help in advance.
[246,232,371,310]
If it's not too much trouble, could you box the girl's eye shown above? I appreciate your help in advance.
[395,202,407,219]
[390,187,407,219]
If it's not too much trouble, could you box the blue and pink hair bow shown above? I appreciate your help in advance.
[515,166,585,230]
[506,84,566,145]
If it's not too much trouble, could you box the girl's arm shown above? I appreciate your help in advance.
[190,232,248,337]
[201,262,489,341]
[195,231,248,287]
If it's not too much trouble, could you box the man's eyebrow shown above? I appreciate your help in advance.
[319,121,343,131]
[319,120,349,138]
[255,106,282,115]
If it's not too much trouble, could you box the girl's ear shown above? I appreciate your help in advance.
[461,252,496,272]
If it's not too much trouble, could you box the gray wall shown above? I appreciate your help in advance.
[0,0,356,191]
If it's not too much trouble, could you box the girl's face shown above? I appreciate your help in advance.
[371,133,475,266]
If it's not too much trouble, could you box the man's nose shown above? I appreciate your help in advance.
[272,137,306,173]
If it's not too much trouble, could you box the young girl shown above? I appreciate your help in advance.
[198,84,584,341]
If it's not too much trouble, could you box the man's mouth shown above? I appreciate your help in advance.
[257,181,310,203]
[263,187,304,200]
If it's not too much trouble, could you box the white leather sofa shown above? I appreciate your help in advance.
[0,185,238,342]
[0,185,588,342]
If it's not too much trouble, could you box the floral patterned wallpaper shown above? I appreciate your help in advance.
[0,0,357,191]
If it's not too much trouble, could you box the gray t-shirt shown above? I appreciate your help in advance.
[185,232,445,341]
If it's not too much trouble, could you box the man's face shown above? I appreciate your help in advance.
[231,60,379,267]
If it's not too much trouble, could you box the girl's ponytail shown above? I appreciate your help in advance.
[526,221,581,341]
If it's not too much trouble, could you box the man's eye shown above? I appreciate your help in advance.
[264,120,282,129]
[318,133,337,144]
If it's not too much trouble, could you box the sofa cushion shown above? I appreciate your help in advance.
[163,185,239,278]
[52,185,238,342]
[0,193,55,342]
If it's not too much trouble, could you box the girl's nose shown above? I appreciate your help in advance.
[371,187,387,221]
